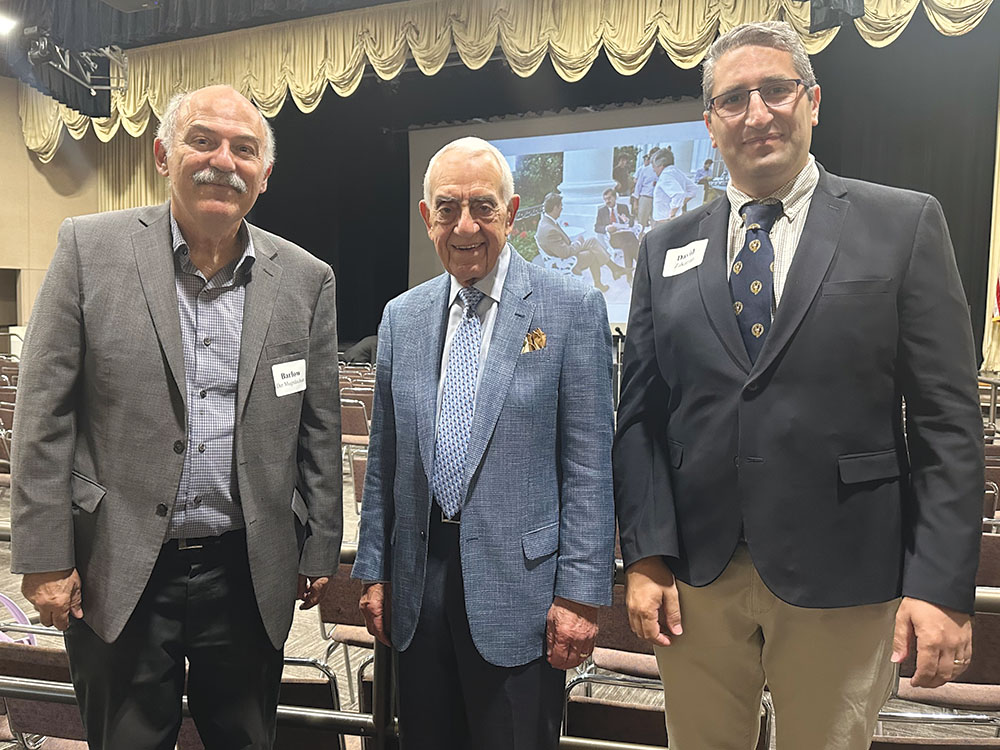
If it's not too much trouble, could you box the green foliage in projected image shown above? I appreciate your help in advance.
[513,153,563,210]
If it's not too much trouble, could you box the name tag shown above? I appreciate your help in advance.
[272,359,306,397]
[662,239,709,277]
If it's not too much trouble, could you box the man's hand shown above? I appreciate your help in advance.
[546,597,599,670]
[625,556,682,647]
[360,582,392,647]
[892,596,972,688]
[21,569,83,631]
[297,575,330,610]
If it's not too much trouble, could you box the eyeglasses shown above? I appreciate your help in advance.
[708,79,811,119]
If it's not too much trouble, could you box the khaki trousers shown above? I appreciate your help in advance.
[654,545,898,750]
[636,196,653,227]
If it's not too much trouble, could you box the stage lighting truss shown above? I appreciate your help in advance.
[23,26,128,97]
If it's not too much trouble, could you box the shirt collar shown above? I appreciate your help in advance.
[726,154,819,224]
[168,205,256,278]
[448,243,511,311]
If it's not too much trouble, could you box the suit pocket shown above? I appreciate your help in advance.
[821,279,892,296]
[667,439,684,469]
[522,521,559,561]
[291,488,310,525]
[267,338,309,361]
[838,448,901,484]
[71,472,106,513]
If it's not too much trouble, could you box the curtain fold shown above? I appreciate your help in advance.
[981,61,1000,372]
[19,0,993,163]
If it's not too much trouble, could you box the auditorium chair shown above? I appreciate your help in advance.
[350,450,368,537]
[341,387,374,418]
[880,612,1000,735]
[977,533,1000,588]
[984,482,1000,530]
[341,398,370,461]
[0,633,346,750]
[317,562,373,706]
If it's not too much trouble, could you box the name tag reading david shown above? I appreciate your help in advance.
[662,239,709,277]
[272,359,306,397]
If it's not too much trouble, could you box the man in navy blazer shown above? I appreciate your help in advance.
[614,22,983,750]
[352,136,615,750]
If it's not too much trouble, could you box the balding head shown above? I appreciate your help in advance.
[157,85,275,169]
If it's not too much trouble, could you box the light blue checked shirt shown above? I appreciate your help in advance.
[167,210,255,540]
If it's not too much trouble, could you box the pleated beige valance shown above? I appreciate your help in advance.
[18,0,994,163]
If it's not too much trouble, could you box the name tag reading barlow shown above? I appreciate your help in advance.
[662,239,709,278]
[272,359,306,397]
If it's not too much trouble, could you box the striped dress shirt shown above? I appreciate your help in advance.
[167,210,255,540]
[725,155,820,311]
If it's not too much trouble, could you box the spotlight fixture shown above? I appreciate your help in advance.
[0,12,16,35]
[19,26,127,117]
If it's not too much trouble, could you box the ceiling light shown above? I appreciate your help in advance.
[0,14,17,35]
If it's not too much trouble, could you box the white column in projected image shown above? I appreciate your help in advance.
[557,147,615,238]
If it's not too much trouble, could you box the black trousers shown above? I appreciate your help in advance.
[396,508,564,750]
[64,530,284,750]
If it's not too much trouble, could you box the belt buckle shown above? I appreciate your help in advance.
[176,537,204,550]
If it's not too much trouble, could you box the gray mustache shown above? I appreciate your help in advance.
[192,167,248,194]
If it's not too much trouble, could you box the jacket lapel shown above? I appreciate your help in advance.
[696,199,752,373]
[750,168,848,377]
[462,250,534,498]
[237,227,282,417]
[417,275,451,488]
[131,203,187,401]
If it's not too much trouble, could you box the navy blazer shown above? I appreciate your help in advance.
[613,166,983,613]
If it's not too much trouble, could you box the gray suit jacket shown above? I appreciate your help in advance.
[10,203,343,647]
[614,166,983,613]
[535,213,575,259]
[352,249,615,667]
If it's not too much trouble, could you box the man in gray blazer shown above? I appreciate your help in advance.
[10,85,342,749]
[614,22,982,750]
[352,136,615,749]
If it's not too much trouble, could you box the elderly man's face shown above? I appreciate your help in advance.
[704,45,819,198]
[419,149,519,286]
[154,86,271,231]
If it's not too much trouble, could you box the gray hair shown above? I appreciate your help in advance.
[156,87,276,168]
[652,149,675,169]
[423,136,515,208]
[702,21,817,111]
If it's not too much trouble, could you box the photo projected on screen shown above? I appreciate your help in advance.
[490,121,724,325]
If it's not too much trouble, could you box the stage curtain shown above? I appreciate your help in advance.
[97,125,167,212]
[18,0,994,163]
[981,66,1000,372]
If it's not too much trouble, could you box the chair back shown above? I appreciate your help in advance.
[977,533,1000,587]
[341,388,374,416]
[0,640,87,741]
[317,562,368,627]
[594,585,654,655]
[341,399,369,437]
[899,613,1000,685]
[352,454,367,507]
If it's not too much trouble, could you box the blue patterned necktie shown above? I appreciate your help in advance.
[432,286,485,519]
[730,201,782,363]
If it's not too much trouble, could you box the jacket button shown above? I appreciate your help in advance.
[734,456,740,467]
[155,503,168,517]
[173,440,184,454]
[746,382,759,392]
[419,530,426,541]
